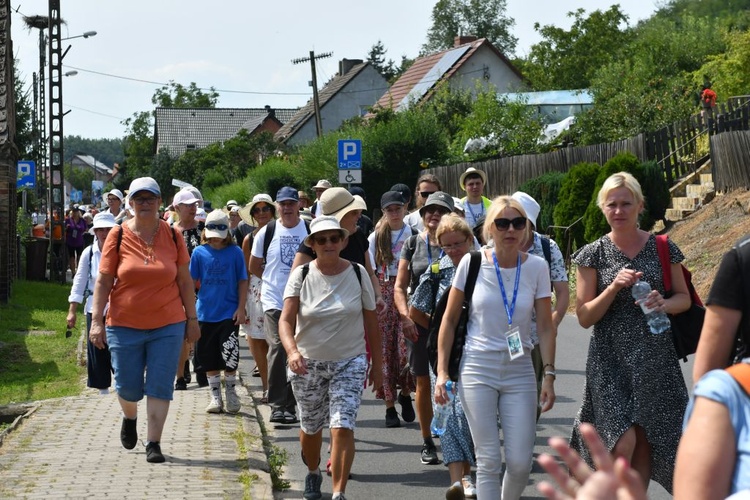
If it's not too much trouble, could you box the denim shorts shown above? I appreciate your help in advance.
[106,321,185,402]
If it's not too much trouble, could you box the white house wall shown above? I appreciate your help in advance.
[448,45,525,97]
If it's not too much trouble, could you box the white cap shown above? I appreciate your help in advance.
[172,190,200,206]
[511,191,540,229]
[128,177,161,197]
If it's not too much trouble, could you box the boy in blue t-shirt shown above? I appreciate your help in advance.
[190,211,248,414]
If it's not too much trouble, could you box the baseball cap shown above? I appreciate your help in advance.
[511,191,540,229]
[128,177,161,197]
[106,189,124,202]
[390,183,412,203]
[172,190,200,206]
[380,191,405,209]
[204,210,229,239]
[276,186,299,202]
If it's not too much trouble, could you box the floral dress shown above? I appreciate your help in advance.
[570,234,688,493]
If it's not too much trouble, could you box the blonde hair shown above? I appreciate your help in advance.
[597,171,644,209]
[436,213,473,244]
[483,195,529,247]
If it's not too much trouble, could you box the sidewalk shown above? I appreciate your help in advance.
[0,350,274,499]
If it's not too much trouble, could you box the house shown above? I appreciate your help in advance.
[154,106,297,157]
[274,59,389,146]
[70,154,113,181]
[500,89,593,123]
[371,36,525,113]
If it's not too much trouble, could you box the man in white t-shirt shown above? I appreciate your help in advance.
[459,167,492,229]
[249,186,309,425]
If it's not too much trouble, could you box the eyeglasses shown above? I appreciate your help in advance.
[493,217,527,231]
[312,234,343,245]
[424,205,449,215]
[251,206,273,215]
[420,191,436,199]
[440,238,469,251]
[206,223,228,231]
[133,196,159,205]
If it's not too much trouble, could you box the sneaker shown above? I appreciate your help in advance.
[421,441,439,465]
[398,393,415,423]
[145,441,165,463]
[446,481,465,500]
[303,471,323,500]
[332,494,348,500]
[174,377,188,391]
[120,417,137,450]
[252,366,261,377]
[225,384,241,414]
[462,475,477,498]
[206,393,223,414]
[385,407,401,428]
[269,410,286,423]
[284,411,299,424]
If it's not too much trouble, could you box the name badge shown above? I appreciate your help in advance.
[506,326,524,360]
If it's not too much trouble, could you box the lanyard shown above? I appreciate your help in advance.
[466,200,484,226]
[492,251,522,327]
[426,234,444,270]
[383,224,408,278]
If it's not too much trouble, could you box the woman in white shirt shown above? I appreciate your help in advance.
[66,212,116,394]
[434,196,557,500]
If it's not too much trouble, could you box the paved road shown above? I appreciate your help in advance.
[241,315,693,499]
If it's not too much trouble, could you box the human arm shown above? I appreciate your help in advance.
[364,308,383,391]
[433,286,464,405]
[363,253,384,312]
[89,272,115,349]
[536,296,556,413]
[67,247,92,328]
[279,296,306,374]
[673,396,735,500]
[248,226,266,278]
[394,258,418,342]
[234,279,248,325]
[242,233,253,275]
[693,304,741,382]
[575,266,641,329]
[551,280,570,327]
[176,263,201,342]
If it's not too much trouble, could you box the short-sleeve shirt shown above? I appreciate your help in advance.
[284,261,376,361]
[190,244,248,323]
[401,233,443,298]
[452,250,550,353]
[251,219,309,311]
[685,368,750,493]
[404,211,424,232]
[65,217,87,247]
[368,224,413,279]
[297,228,369,266]
[707,245,745,311]
[99,221,190,329]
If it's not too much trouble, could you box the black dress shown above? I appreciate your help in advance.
[570,234,688,493]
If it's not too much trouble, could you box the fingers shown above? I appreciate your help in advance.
[614,457,648,500]
[538,449,583,497]
[537,480,573,500]
[579,423,614,473]
[548,436,593,484]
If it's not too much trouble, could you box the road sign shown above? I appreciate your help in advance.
[17,160,36,189]
[339,169,362,184]
[337,139,362,170]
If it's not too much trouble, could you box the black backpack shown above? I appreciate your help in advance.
[426,251,482,379]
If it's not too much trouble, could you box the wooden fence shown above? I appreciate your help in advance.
[710,130,750,192]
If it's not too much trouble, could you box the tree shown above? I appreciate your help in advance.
[422,0,517,55]
[367,40,397,82]
[14,64,34,160]
[693,29,750,101]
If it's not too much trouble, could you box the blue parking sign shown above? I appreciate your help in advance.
[17,160,36,189]
[338,140,362,170]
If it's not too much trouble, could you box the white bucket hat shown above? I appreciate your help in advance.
[89,212,116,234]
[303,215,349,247]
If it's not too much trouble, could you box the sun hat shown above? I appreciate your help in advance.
[195,207,207,222]
[419,191,454,216]
[321,187,367,222]
[312,179,333,190]
[239,193,276,224]
[88,212,116,234]
[128,177,161,197]
[380,191,405,209]
[276,186,299,202]
[452,197,465,213]
[459,167,487,190]
[106,189,124,202]
[204,210,228,239]
[390,183,412,203]
[511,191,540,229]
[172,190,200,207]
[303,215,349,247]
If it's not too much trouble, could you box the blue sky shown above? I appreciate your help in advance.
[11,1,659,140]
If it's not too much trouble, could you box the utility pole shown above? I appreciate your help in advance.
[292,50,332,138]
[48,0,65,284]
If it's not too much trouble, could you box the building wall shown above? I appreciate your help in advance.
[286,66,388,146]
[449,45,525,97]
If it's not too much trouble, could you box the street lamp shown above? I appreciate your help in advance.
[61,31,97,41]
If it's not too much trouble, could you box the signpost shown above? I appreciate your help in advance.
[337,139,362,186]
[17,160,36,189]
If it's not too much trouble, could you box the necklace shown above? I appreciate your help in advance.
[132,223,160,265]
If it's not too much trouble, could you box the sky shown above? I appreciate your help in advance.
[11,1,660,141]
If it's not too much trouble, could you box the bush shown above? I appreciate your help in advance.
[553,162,600,249]
[517,171,565,234]
[640,160,670,225]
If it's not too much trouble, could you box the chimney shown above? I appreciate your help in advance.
[264,104,275,118]
[454,35,478,47]
[339,58,364,76]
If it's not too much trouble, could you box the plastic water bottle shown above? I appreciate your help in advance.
[631,279,670,334]
[430,380,455,437]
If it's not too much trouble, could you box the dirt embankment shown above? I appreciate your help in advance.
[665,188,750,299]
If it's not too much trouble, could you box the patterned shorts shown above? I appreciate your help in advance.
[288,354,367,434]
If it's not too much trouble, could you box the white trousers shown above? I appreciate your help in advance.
[459,349,537,500]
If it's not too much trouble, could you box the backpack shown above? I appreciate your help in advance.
[426,251,482,380]
[261,219,311,266]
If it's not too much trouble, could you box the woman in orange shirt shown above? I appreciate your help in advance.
[89,177,200,464]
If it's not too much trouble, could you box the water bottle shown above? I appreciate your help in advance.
[631,279,671,334]
[430,380,455,437]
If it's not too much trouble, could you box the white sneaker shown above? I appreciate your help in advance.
[225,384,241,414]
[206,392,223,413]
[462,475,477,498]
[445,481,465,500]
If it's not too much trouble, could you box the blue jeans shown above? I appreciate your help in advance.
[107,321,185,401]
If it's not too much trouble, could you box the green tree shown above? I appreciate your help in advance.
[367,40,398,82]
[422,0,517,55]
[693,29,750,101]
[517,171,565,234]
[553,162,600,249]
[14,64,35,160]
[523,6,633,90]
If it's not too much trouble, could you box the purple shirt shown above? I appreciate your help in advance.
[65,217,87,247]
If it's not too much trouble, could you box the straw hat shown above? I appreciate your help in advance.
[459,167,487,190]
[320,187,367,222]
[239,193,276,224]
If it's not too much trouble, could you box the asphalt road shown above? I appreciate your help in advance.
[240,314,693,499]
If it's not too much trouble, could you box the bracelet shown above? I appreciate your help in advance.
[544,370,556,380]
[543,363,555,370]
[186,316,198,322]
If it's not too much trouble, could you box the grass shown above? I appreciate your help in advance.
[0,280,84,405]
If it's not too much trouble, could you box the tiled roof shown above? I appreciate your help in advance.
[275,61,372,142]
[372,38,524,112]
[155,107,298,156]
[71,154,113,175]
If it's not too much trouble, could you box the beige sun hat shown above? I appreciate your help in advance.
[238,193,276,225]
[320,187,367,222]
[303,215,349,247]
[459,167,487,190]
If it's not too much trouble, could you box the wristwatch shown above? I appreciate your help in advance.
[544,370,556,380]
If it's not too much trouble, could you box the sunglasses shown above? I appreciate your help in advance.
[312,234,343,245]
[133,196,159,205]
[251,206,273,215]
[424,205,449,215]
[493,217,527,231]
[420,191,437,199]
[206,223,228,231]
